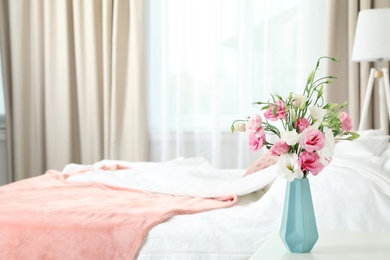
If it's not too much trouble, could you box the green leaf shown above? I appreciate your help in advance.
[273,106,278,117]
[347,132,360,141]
[291,109,296,122]
[275,93,283,100]
[252,101,267,105]
[340,101,348,108]
[318,85,324,94]
[307,70,315,84]
[323,103,339,110]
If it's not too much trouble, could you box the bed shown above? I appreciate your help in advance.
[1,130,390,260]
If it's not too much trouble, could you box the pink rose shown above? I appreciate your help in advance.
[270,140,290,156]
[295,117,310,133]
[246,114,262,134]
[301,129,325,152]
[264,100,286,121]
[248,128,266,153]
[298,151,325,175]
[339,112,352,132]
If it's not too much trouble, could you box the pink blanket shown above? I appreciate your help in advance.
[0,170,237,260]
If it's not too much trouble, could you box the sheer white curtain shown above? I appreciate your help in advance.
[147,0,327,168]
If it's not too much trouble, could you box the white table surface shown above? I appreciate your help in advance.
[249,230,390,260]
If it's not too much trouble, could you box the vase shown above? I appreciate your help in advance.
[279,177,318,253]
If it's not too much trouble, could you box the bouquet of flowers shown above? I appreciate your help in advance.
[231,57,359,181]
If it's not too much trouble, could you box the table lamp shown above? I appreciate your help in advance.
[351,8,390,132]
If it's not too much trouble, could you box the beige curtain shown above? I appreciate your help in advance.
[0,0,148,182]
[326,0,390,132]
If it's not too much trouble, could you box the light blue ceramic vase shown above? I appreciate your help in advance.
[279,177,318,253]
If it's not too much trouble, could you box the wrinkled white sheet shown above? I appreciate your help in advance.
[65,157,278,198]
[63,138,390,260]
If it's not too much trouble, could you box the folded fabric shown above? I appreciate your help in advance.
[66,158,279,198]
[244,151,278,176]
[0,170,237,260]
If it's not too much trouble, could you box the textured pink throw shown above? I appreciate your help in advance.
[0,170,237,260]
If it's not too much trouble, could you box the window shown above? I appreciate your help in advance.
[147,0,327,167]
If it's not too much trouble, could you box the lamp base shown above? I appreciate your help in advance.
[359,68,390,134]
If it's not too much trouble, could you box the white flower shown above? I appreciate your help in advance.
[281,130,301,146]
[317,128,335,166]
[233,121,246,132]
[277,153,303,182]
[309,106,330,123]
[292,94,308,109]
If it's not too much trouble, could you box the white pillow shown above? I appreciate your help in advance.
[380,143,390,160]
[356,129,386,136]
[334,135,390,157]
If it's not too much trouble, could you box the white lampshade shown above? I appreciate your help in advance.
[352,8,390,62]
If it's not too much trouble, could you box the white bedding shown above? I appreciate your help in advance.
[65,157,277,198]
[63,135,390,260]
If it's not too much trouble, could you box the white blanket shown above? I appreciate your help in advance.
[65,157,278,198]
